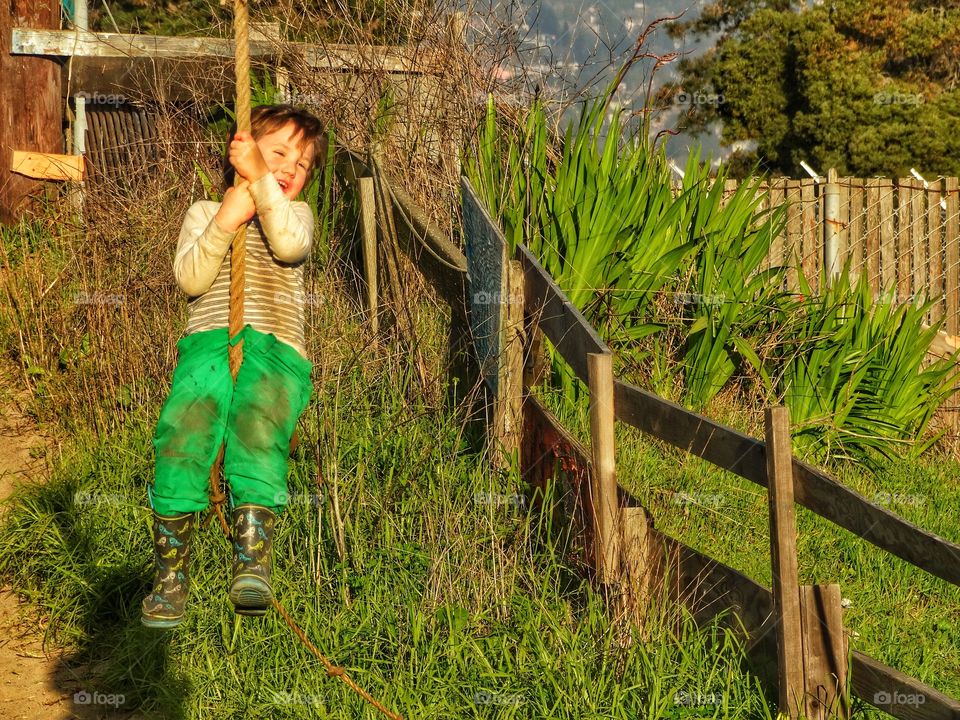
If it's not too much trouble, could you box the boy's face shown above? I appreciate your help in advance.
[255,121,316,200]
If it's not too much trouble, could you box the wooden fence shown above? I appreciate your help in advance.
[453,176,960,720]
[724,173,960,334]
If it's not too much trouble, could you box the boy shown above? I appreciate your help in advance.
[141,105,327,628]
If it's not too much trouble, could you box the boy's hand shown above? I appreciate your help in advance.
[228,131,270,183]
[214,181,256,233]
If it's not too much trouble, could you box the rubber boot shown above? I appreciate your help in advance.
[228,504,276,616]
[141,511,195,629]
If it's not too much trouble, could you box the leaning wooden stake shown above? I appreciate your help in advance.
[588,352,620,584]
[765,406,804,718]
[358,177,379,333]
[799,583,849,719]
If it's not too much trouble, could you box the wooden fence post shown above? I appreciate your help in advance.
[358,177,379,333]
[0,0,62,223]
[588,352,620,584]
[493,260,525,468]
[765,406,804,718]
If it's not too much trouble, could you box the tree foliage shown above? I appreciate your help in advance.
[667,0,960,178]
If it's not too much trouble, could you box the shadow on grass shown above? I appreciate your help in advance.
[0,474,191,719]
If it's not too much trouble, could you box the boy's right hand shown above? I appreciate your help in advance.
[214,181,256,233]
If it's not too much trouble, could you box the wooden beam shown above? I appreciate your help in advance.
[358,177,379,334]
[613,379,960,587]
[495,260,525,467]
[765,407,805,718]
[11,151,85,181]
[800,584,849,719]
[852,652,960,720]
[589,352,620,583]
[11,29,440,74]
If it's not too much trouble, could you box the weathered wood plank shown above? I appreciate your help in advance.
[801,179,818,285]
[11,151,84,181]
[766,407,804,717]
[785,180,803,292]
[12,29,439,73]
[800,584,849,719]
[929,181,944,325]
[838,176,850,273]
[898,179,914,303]
[495,261,526,467]
[848,178,864,277]
[769,179,787,287]
[852,652,960,720]
[866,179,882,293]
[589,353,620,583]
[612,379,960,586]
[947,178,960,335]
[912,180,927,304]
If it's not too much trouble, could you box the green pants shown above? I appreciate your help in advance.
[150,325,313,516]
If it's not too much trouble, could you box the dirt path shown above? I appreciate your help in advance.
[0,365,139,719]
[0,363,70,719]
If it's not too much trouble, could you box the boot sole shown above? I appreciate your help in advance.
[229,576,273,616]
[141,613,185,629]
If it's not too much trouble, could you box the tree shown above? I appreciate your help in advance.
[666,0,960,177]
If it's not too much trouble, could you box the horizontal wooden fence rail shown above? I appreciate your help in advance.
[613,380,960,588]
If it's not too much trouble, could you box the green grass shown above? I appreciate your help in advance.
[0,363,777,719]
[533,378,960,718]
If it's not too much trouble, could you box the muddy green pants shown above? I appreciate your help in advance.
[150,325,313,516]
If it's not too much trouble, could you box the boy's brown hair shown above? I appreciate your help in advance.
[223,104,328,191]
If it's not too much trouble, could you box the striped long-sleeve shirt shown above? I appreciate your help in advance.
[174,172,314,359]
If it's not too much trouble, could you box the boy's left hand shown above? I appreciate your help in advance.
[228,131,270,183]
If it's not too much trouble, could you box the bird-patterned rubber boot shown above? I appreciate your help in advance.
[228,504,276,616]
[141,511,195,629]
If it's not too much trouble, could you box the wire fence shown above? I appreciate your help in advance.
[719,175,960,335]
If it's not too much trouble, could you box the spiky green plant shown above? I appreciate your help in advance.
[771,266,958,462]
[677,155,788,408]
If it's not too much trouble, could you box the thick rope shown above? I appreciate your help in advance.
[201,6,402,719]
[207,0,254,535]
